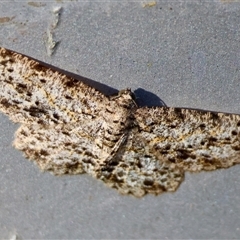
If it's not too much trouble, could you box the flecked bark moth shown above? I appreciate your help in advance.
[1,47,240,197]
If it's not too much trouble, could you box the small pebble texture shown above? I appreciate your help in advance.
[0,1,240,239]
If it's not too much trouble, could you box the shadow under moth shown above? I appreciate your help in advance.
[1,47,240,197]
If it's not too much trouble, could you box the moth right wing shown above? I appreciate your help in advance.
[133,107,240,172]
[98,107,240,197]
[97,127,184,197]
[96,110,185,197]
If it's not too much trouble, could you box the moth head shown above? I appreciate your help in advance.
[110,88,137,108]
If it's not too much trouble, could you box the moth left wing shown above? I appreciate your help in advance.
[13,123,114,176]
[0,47,113,125]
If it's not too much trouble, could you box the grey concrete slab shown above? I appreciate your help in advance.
[0,1,240,239]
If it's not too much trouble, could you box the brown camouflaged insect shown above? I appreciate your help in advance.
[1,46,240,197]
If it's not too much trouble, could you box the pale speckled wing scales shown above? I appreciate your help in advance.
[1,46,240,198]
[98,134,184,197]
[0,47,136,180]
[133,107,240,172]
[98,107,240,197]
[14,124,107,175]
[0,47,112,125]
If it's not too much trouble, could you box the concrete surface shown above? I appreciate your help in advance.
[0,0,240,239]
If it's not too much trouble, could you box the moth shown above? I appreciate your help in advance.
[1,46,240,197]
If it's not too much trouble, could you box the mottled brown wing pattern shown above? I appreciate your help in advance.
[0,47,133,126]
[14,124,106,175]
[0,46,135,181]
[99,131,184,197]
[133,107,240,171]
[97,107,240,197]
[1,46,240,197]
